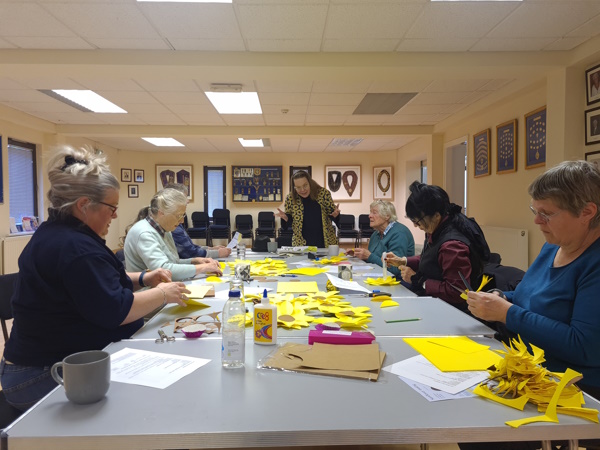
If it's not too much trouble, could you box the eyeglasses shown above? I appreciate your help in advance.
[408,216,425,226]
[294,183,309,191]
[172,212,187,221]
[98,201,118,215]
[529,205,561,223]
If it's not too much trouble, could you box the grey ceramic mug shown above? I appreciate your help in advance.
[267,241,278,252]
[51,350,110,404]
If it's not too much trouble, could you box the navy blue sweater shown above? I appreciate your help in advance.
[4,213,142,367]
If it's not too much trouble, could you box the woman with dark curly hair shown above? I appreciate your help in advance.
[386,181,489,311]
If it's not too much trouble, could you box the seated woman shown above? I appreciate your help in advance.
[386,181,489,311]
[0,146,190,411]
[275,170,340,248]
[467,160,600,400]
[124,188,222,280]
[346,200,415,277]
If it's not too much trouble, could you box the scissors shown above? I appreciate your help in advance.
[155,329,176,343]
[458,271,473,292]
[350,290,392,297]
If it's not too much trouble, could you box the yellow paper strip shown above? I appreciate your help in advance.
[286,268,328,276]
[380,300,399,308]
[473,385,529,410]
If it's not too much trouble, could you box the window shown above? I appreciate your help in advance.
[203,166,226,217]
[420,160,427,183]
[8,139,38,229]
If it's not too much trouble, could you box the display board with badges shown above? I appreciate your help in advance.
[232,166,283,202]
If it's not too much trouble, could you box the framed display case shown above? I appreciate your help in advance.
[232,166,283,202]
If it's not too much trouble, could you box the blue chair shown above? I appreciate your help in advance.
[337,214,359,247]
[357,214,374,246]
[255,211,276,239]
[209,209,231,245]
[187,212,210,244]
[235,214,254,246]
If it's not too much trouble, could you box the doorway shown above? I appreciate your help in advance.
[444,137,468,214]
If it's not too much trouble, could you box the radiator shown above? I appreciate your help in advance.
[481,226,529,271]
[2,235,32,274]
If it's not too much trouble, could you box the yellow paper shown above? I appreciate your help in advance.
[380,300,399,308]
[185,285,212,299]
[205,276,224,283]
[404,337,501,371]
[365,276,400,286]
[277,281,319,293]
[473,385,529,410]
[425,336,490,354]
[538,406,600,423]
[286,268,328,276]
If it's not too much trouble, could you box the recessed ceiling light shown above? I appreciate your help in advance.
[142,138,184,147]
[238,138,270,148]
[40,90,126,113]
[205,92,262,114]
[138,0,232,3]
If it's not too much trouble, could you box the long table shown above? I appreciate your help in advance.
[5,337,600,450]
[3,254,597,449]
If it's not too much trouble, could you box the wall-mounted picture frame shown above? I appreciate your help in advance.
[325,165,361,202]
[373,166,393,200]
[128,184,139,198]
[585,150,600,170]
[134,169,144,183]
[289,166,312,192]
[156,164,193,200]
[121,168,132,183]
[585,106,600,146]
[232,166,283,202]
[525,106,546,169]
[496,119,517,174]
[473,129,491,178]
[585,63,600,106]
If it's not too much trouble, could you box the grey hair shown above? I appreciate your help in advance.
[148,188,188,218]
[370,200,397,222]
[528,160,600,228]
[164,183,189,197]
[47,145,119,217]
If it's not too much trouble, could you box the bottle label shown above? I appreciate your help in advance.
[222,332,245,360]
[254,308,273,343]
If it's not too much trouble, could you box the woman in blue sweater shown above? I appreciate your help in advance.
[467,160,600,400]
[346,201,414,277]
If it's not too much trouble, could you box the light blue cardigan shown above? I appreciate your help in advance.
[124,219,196,281]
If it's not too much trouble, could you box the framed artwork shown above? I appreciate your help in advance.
[325,165,361,201]
[585,150,600,170]
[473,129,491,178]
[585,106,600,146]
[128,184,139,198]
[373,166,393,200]
[232,166,282,202]
[496,119,517,174]
[134,169,145,183]
[121,168,132,183]
[524,106,546,169]
[289,166,312,192]
[156,164,193,201]
[0,136,3,204]
[585,63,600,106]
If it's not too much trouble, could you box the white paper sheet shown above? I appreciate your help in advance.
[227,232,241,249]
[325,273,370,293]
[110,348,210,389]
[382,354,489,395]
[398,376,476,402]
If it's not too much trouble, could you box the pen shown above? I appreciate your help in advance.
[384,318,421,323]
[280,274,298,277]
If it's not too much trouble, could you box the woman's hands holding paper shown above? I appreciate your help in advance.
[466,291,512,323]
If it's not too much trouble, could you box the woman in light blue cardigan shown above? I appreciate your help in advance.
[124,188,222,281]
[347,200,414,277]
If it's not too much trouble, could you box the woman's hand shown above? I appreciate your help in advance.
[143,268,172,287]
[196,260,223,276]
[191,257,212,265]
[275,207,288,222]
[384,252,407,268]
[400,266,415,283]
[466,291,512,323]
[352,248,370,261]
[217,247,232,258]
[331,204,340,218]
[158,282,190,307]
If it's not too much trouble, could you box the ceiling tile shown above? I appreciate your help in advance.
[151,91,212,106]
[307,105,355,115]
[0,38,16,49]
[168,39,246,51]
[566,13,600,38]
[312,81,371,94]
[369,80,433,93]
[0,3,76,37]
[425,79,491,93]
[256,81,313,93]
[78,79,144,91]
[259,93,310,106]
[86,38,170,50]
[6,36,93,49]
[132,113,186,125]
[135,79,201,93]
[236,4,328,40]
[268,137,300,151]
[396,38,476,52]
[221,115,266,125]
[305,115,346,125]
[120,103,171,114]
[544,37,589,51]
[176,114,226,126]
[246,39,322,52]
[264,114,306,125]
[309,93,364,106]
[262,105,308,115]
[166,104,216,115]
[470,38,556,52]
[299,138,331,151]
[410,92,468,105]
[0,78,33,90]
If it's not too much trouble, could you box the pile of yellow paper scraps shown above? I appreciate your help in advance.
[474,336,599,428]
[258,291,372,330]
[365,276,400,286]
[226,258,289,277]
[314,255,347,265]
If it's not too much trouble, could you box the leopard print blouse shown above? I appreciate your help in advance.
[284,188,339,247]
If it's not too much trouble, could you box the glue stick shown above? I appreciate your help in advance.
[253,289,277,345]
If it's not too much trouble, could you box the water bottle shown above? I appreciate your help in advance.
[221,290,245,369]
[236,243,246,260]
[229,273,244,300]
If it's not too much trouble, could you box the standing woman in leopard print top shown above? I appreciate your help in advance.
[275,171,341,248]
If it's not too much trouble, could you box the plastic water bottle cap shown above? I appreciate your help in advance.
[229,290,241,297]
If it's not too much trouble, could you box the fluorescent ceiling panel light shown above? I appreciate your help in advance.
[46,90,126,113]
[138,0,232,3]
[330,138,363,147]
[142,137,184,147]
[238,138,265,148]
[205,92,262,114]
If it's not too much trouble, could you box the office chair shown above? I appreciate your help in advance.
[337,214,359,248]
[187,212,210,244]
[357,214,374,246]
[255,212,276,239]
[209,209,231,245]
[234,214,254,246]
